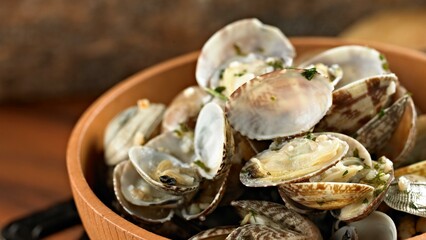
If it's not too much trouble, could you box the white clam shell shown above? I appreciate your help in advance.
[299,45,390,89]
[196,18,295,88]
[226,68,333,140]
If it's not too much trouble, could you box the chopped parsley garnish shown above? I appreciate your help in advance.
[301,67,318,80]
[218,69,225,80]
[378,108,386,119]
[194,160,211,172]
[233,43,245,56]
[379,54,390,71]
[362,198,369,204]
[234,70,247,77]
[173,123,190,137]
[305,133,313,140]
[205,86,228,101]
[342,170,349,176]
[409,202,418,210]
[267,59,284,70]
[353,148,359,158]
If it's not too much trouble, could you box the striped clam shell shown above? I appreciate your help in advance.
[231,200,322,239]
[279,182,374,210]
[315,73,398,135]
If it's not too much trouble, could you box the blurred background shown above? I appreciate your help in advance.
[1,1,426,239]
[1,0,426,102]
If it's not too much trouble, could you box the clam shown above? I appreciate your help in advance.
[196,18,295,93]
[355,94,410,158]
[112,161,175,223]
[385,174,426,217]
[279,182,374,210]
[194,102,234,179]
[129,146,201,195]
[229,200,322,239]
[188,226,237,240]
[299,45,390,89]
[240,134,348,187]
[104,99,165,166]
[315,74,398,135]
[226,68,334,140]
[181,168,230,221]
[332,156,394,222]
[162,86,211,132]
[117,160,182,207]
[331,211,397,240]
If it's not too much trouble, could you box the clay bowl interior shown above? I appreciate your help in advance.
[67,37,426,240]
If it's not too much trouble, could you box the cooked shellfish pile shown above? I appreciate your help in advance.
[103,19,426,239]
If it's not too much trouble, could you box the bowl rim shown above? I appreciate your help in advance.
[66,37,426,239]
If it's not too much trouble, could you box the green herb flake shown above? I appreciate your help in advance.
[353,148,359,158]
[205,87,228,101]
[214,86,226,94]
[267,59,284,70]
[379,53,386,61]
[378,108,386,119]
[301,67,318,80]
[409,202,418,210]
[194,160,211,172]
[233,43,245,56]
[305,133,313,140]
[218,69,225,80]
[234,70,247,77]
[362,198,369,204]
[342,170,349,177]
[250,210,257,223]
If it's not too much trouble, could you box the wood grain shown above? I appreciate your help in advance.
[0,97,94,239]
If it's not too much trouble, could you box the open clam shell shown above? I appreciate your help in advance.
[146,130,196,164]
[299,45,390,89]
[355,94,410,158]
[162,86,211,132]
[196,18,295,89]
[316,73,397,135]
[279,182,374,210]
[395,160,426,178]
[181,168,230,221]
[385,175,426,217]
[226,68,333,140]
[332,156,394,222]
[240,134,348,187]
[117,160,182,207]
[189,226,237,240]
[194,102,234,179]
[230,200,322,240]
[112,161,175,223]
[104,100,165,166]
[129,146,200,195]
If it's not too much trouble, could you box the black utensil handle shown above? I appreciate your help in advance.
[1,198,81,240]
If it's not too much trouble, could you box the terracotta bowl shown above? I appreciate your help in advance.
[67,38,426,240]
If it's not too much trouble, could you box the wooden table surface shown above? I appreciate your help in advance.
[0,97,95,239]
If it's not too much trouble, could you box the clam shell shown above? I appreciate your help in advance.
[385,177,426,217]
[355,95,410,157]
[279,182,374,210]
[225,224,306,240]
[226,68,333,140]
[231,200,322,239]
[146,130,196,164]
[112,161,174,223]
[194,102,234,179]
[188,226,236,240]
[332,156,394,222]
[405,115,426,166]
[129,146,200,195]
[117,160,182,207]
[196,18,295,88]
[395,160,426,178]
[381,86,417,167]
[181,168,230,221]
[299,45,390,89]
[104,101,165,166]
[162,86,211,132]
[316,74,397,135]
[240,134,348,187]
[278,187,326,215]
